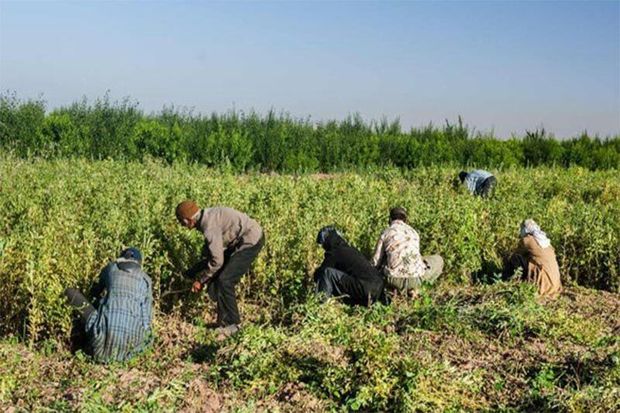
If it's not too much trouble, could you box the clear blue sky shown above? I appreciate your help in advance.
[1,0,618,138]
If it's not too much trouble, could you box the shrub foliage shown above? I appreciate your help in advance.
[1,93,618,171]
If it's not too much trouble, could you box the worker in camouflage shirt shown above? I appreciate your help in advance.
[64,247,153,363]
[371,207,443,293]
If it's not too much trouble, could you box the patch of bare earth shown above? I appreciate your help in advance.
[180,378,221,413]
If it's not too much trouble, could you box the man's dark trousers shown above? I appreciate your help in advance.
[207,235,265,326]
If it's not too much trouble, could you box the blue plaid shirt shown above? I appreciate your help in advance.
[85,258,153,363]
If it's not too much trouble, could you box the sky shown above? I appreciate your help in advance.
[0,0,619,138]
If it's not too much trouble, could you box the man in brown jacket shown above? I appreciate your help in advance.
[176,200,264,338]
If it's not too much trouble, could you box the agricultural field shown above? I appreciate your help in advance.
[0,155,619,411]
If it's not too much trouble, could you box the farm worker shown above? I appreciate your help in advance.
[503,219,562,298]
[64,247,153,363]
[371,207,444,293]
[314,226,386,306]
[175,200,264,339]
[458,169,497,198]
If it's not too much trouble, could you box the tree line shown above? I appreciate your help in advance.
[1,93,618,171]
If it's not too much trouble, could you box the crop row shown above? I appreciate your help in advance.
[0,156,618,342]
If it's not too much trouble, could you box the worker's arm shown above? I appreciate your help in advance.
[521,235,544,258]
[517,236,533,256]
[314,251,337,281]
[89,263,111,306]
[141,275,153,331]
[370,233,385,268]
[199,230,225,284]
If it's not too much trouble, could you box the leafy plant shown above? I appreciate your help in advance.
[1,93,618,171]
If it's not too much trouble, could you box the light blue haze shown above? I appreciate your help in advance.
[1,0,618,138]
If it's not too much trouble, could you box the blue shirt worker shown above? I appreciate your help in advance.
[64,247,153,363]
[458,169,497,198]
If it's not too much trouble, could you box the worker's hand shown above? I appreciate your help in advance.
[191,280,203,293]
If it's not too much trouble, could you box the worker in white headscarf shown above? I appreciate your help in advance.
[504,219,562,298]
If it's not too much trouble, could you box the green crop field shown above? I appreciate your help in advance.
[0,155,619,411]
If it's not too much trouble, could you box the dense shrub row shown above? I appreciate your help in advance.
[0,157,618,342]
[1,93,618,171]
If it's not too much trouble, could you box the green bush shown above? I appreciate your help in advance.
[131,119,186,163]
[42,113,83,157]
[1,93,618,170]
[0,93,46,156]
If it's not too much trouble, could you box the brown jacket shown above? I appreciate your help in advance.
[196,207,263,278]
[517,235,563,298]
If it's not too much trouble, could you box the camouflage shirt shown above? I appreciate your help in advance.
[371,220,426,279]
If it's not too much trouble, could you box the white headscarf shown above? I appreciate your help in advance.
[520,219,551,248]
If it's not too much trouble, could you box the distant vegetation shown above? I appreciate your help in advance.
[1,92,618,171]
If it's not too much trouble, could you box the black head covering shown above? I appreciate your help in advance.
[120,247,142,263]
[389,207,407,222]
[316,226,346,250]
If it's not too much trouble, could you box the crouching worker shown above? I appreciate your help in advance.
[458,169,497,198]
[372,207,443,294]
[314,226,386,306]
[503,219,562,298]
[176,201,264,340]
[64,247,153,363]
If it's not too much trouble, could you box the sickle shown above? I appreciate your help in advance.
[160,288,191,298]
